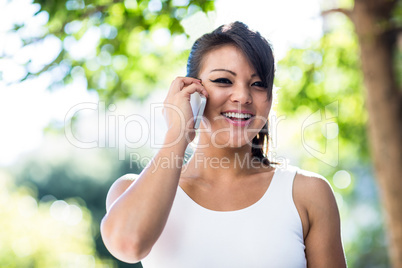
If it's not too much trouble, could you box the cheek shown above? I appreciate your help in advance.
[255,95,272,113]
[204,89,228,112]
[264,102,272,116]
[253,100,272,127]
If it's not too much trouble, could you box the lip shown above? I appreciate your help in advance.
[221,110,255,116]
[221,110,255,127]
[223,116,253,127]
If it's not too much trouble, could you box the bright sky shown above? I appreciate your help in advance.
[0,0,323,166]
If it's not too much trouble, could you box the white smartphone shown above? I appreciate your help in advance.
[190,92,207,129]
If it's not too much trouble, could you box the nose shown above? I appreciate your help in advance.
[230,83,252,104]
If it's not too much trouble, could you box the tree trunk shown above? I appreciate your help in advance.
[352,0,402,267]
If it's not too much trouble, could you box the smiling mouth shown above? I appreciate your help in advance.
[221,112,254,121]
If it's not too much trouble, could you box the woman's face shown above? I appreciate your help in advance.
[197,45,272,148]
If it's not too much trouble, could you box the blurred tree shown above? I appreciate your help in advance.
[10,134,148,267]
[9,0,214,102]
[276,18,389,267]
[325,1,402,267]
[0,170,114,267]
[277,0,402,266]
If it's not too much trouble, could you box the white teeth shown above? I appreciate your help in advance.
[222,112,252,119]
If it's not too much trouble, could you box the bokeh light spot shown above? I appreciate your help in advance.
[18,195,38,218]
[333,170,351,189]
[322,122,339,139]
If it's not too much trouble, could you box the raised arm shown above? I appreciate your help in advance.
[294,172,347,268]
[100,77,208,263]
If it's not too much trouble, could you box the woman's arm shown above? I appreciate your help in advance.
[294,173,347,267]
[100,77,208,263]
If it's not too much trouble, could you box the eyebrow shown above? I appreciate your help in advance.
[210,69,236,76]
[210,68,258,77]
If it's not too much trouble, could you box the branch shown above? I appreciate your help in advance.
[381,25,402,43]
[47,4,111,37]
[321,8,353,21]
[393,26,402,34]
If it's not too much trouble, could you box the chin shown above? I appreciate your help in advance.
[210,133,255,149]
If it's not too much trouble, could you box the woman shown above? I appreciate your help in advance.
[101,22,346,267]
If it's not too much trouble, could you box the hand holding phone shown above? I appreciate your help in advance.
[190,92,207,129]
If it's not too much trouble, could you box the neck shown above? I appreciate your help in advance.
[183,139,267,183]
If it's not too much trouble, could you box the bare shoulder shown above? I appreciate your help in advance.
[294,169,335,204]
[293,169,346,267]
[293,168,340,232]
[106,174,139,212]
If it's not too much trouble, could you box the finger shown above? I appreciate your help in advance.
[180,82,208,98]
[191,83,209,98]
[169,77,202,94]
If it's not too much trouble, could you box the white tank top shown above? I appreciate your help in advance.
[141,166,306,268]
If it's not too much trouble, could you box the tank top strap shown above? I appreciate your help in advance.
[268,165,299,206]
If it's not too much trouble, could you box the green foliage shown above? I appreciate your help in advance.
[0,170,115,267]
[9,133,147,267]
[275,14,390,268]
[12,0,215,102]
[275,15,369,171]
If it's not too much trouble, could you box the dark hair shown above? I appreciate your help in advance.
[186,21,275,166]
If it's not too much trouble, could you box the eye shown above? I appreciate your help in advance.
[210,78,232,84]
[252,81,266,89]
